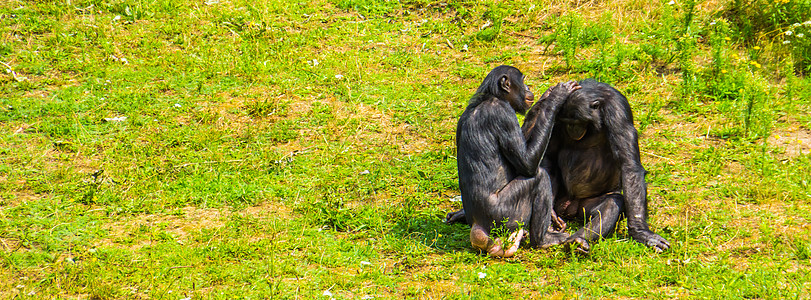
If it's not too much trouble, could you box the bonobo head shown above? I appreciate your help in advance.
[476,65,535,114]
[559,79,608,140]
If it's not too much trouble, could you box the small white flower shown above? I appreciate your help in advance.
[798,33,805,38]
[104,116,127,122]
[174,103,182,108]
[709,21,716,25]
[804,21,811,26]
[361,296,374,300]
[478,272,487,279]
[786,30,793,35]
[113,15,121,21]
[360,261,372,265]
[323,290,333,297]
[481,20,492,30]
[784,40,791,44]
[668,0,675,4]
[312,59,319,66]
[793,23,801,27]
[334,74,344,79]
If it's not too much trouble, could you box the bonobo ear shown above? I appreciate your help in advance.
[499,75,511,92]
[590,99,602,109]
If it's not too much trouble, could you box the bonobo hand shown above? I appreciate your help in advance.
[551,209,567,231]
[539,80,581,106]
[629,229,671,253]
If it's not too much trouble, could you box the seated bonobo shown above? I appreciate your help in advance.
[447,65,579,257]
[541,79,670,254]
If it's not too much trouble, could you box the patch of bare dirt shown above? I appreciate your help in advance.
[768,126,811,157]
[316,94,437,155]
[0,190,40,209]
[99,201,296,249]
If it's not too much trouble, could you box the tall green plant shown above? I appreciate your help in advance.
[541,12,606,71]
[593,13,615,82]
[557,13,584,69]
[725,0,811,73]
[677,0,699,101]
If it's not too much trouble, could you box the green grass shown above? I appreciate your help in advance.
[1,0,811,298]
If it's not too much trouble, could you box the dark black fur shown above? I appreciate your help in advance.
[543,79,670,254]
[445,66,578,256]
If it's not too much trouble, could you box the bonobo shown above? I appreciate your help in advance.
[444,65,579,257]
[537,78,671,254]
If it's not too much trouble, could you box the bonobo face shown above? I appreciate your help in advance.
[505,76,534,114]
[558,89,602,141]
[522,82,535,111]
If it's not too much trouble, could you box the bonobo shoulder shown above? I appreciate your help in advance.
[475,96,513,112]
[465,96,509,116]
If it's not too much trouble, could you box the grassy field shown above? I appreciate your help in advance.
[1,0,811,298]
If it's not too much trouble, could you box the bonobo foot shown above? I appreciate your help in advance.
[470,224,524,258]
[445,209,466,224]
[537,230,570,249]
[563,236,591,255]
[630,229,670,253]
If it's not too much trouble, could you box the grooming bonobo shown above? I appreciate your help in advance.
[539,79,670,254]
[445,65,578,257]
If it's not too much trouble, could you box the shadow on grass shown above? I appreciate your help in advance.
[389,213,476,254]
[389,212,646,259]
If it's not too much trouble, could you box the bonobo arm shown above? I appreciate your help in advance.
[604,93,671,252]
[499,81,578,176]
[521,81,579,137]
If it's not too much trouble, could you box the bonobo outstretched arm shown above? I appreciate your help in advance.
[521,81,580,247]
[498,81,581,176]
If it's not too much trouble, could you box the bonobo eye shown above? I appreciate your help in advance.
[589,100,601,109]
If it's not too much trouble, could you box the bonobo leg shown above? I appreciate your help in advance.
[467,171,569,257]
[467,176,535,257]
[564,193,624,255]
[449,208,566,237]
[532,169,570,248]
[446,188,568,248]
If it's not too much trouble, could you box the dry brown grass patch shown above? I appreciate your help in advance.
[768,126,811,157]
[99,200,297,249]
